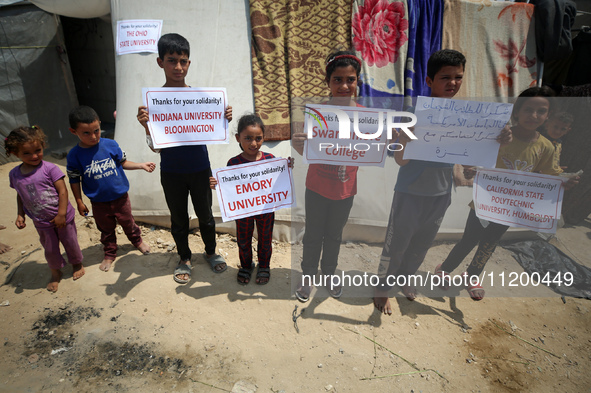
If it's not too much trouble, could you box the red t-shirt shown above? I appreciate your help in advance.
[305,101,362,200]
[306,164,358,200]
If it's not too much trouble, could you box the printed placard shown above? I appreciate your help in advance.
[142,87,229,148]
[403,96,513,167]
[116,20,162,55]
[303,104,392,167]
[473,168,564,233]
[213,158,295,222]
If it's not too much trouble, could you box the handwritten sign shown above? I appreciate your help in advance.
[473,168,564,233]
[303,104,391,167]
[403,96,513,167]
[117,20,162,55]
[142,87,229,148]
[213,158,295,222]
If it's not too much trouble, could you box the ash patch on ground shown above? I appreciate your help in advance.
[24,304,197,389]
[25,305,102,365]
[75,341,190,380]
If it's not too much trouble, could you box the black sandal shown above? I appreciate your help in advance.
[237,264,254,285]
[255,267,270,285]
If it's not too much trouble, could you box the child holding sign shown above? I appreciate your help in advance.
[7,126,84,292]
[373,49,467,314]
[437,86,578,300]
[210,114,283,285]
[292,50,362,302]
[137,33,232,284]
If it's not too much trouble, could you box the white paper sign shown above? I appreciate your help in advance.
[142,87,229,148]
[213,158,295,222]
[403,96,513,167]
[473,168,564,233]
[116,20,162,55]
[303,104,390,167]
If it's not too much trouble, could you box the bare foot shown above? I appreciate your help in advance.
[401,285,417,301]
[72,264,85,280]
[99,258,114,272]
[373,288,392,315]
[47,269,62,292]
[0,242,12,254]
[137,242,150,255]
[175,259,191,282]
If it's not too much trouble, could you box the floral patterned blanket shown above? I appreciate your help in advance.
[442,0,537,98]
[352,0,409,99]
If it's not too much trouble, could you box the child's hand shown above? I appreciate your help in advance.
[137,106,149,128]
[388,128,401,146]
[77,201,89,216]
[50,213,67,228]
[15,215,26,229]
[564,176,580,190]
[209,176,218,190]
[287,156,295,169]
[397,126,415,145]
[224,106,233,122]
[463,165,477,180]
[497,125,513,146]
[141,162,156,172]
[292,132,307,156]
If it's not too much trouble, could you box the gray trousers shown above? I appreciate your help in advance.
[378,191,451,289]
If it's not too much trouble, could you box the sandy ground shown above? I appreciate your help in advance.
[1,159,590,393]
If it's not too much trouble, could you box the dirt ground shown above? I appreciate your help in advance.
[1,159,590,393]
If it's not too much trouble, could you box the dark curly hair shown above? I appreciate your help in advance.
[5,126,47,157]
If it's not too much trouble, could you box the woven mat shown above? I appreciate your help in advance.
[250,0,351,140]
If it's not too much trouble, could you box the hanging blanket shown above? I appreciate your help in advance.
[249,0,351,140]
[352,0,409,99]
[442,0,537,98]
[403,0,444,102]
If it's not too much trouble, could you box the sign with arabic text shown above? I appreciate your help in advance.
[403,96,513,167]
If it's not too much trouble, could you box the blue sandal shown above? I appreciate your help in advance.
[205,253,227,273]
[173,263,192,284]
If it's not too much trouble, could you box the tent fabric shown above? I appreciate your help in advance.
[29,0,110,18]
[0,3,78,164]
[353,0,408,99]
[249,0,352,141]
[442,0,537,99]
